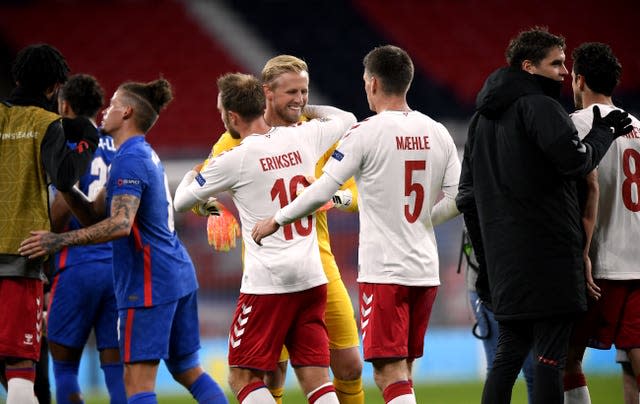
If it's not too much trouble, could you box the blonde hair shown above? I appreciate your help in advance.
[261,55,308,88]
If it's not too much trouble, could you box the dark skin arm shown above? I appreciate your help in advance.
[60,186,108,227]
[582,169,601,300]
[19,194,139,259]
[50,191,73,233]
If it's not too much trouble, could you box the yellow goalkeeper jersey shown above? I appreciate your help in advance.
[202,118,358,282]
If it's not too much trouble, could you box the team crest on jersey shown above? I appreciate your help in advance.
[23,333,34,345]
[331,149,344,161]
[195,173,206,186]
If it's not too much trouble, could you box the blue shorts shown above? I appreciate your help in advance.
[119,291,201,363]
[47,259,118,350]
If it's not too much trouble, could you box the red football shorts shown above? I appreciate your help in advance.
[359,282,438,361]
[228,284,329,371]
[587,279,640,350]
[0,278,44,361]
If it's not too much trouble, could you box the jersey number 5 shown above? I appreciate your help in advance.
[271,176,313,240]
[622,148,640,212]
[405,160,426,223]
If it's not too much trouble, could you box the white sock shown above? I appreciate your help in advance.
[564,386,591,404]
[388,394,417,404]
[307,382,339,403]
[241,386,276,404]
[7,378,37,404]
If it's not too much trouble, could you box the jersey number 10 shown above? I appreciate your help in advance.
[271,175,313,240]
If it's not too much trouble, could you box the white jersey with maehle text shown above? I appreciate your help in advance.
[188,117,353,294]
[571,104,640,280]
[323,110,461,286]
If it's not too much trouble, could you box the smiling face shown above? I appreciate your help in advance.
[264,70,309,125]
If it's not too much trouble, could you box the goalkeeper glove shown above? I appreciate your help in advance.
[296,176,353,212]
[193,197,221,217]
[330,189,352,210]
[206,202,240,252]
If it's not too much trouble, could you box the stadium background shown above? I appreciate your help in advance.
[1,0,639,398]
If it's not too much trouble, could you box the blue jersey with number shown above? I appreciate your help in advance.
[54,134,116,272]
[106,135,198,309]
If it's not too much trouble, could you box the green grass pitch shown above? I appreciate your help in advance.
[84,373,621,403]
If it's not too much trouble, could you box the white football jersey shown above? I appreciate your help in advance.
[571,104,640,280]
[191,118,350,294]
[323,110,461,286]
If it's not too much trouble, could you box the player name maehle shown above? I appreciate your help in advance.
[396,135,430,150]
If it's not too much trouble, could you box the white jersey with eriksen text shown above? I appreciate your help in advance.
[571,104,640,280]
[323,110,461,286]
[191,119,350,294]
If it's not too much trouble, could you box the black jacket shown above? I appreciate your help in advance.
[457,67,617,320]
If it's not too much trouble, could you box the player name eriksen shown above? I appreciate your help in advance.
[396,136,430,150]
[259,150,302,172]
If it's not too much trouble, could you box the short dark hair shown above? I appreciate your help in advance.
[11,43,69,94]
[119,79,173,133]
[505,27,565,68]
[59,74,104,118]
[363,45,414,95]
[572,42,621,96]
[217,73,265,121]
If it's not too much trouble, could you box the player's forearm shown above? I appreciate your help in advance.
[62,216,131,247]
[275,174,341,225]
[60,186,106,226]
[174,170,205,212]
[431,184,461,226]
[304,105,356,132]
[582,169,599,255]
[50,191,73,233]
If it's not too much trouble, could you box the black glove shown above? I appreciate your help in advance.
[592,105,633,138]
[62,116,99,147]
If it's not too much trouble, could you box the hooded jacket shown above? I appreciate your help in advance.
[457,67,618,320]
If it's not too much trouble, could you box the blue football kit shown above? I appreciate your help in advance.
[106,135,199,363]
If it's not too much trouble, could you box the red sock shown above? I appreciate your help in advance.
[563,372,587,391]
[5,367,36,383]
[383,380,413,403]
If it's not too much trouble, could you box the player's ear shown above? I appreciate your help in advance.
[122,105,133,120]
[229,110,240,126]
[521,59,535,74]
[58,99,70,117]
[575,74,586,91]
[371,75,379,94]
[262,83,273,100]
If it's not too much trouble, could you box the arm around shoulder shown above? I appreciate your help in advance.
[304,105,356,131]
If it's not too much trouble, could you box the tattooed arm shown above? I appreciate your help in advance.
[19,194,140,259]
